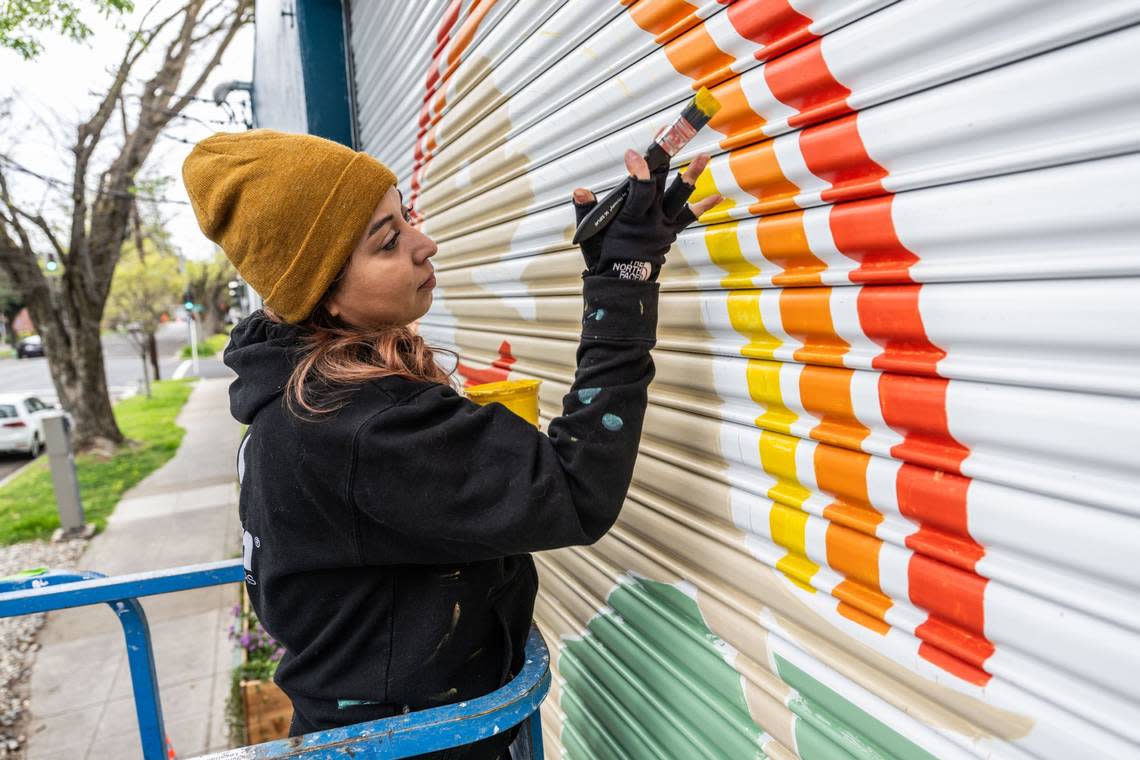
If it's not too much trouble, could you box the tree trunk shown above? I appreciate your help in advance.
[201,306,223,338]
[148,330,160,381]
[35,306,123,452]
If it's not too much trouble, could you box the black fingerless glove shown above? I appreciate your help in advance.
[572,165,699,282]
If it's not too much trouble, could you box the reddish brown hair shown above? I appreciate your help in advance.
[265,286,458,416]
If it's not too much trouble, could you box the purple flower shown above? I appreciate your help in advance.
[240,633,251,648]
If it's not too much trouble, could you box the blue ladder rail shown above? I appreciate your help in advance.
[0,559,549,759]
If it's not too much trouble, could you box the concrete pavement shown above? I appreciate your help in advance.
[23,373,243,759]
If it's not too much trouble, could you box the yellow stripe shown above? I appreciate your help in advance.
[749,363,796,434]
[698,158,814,592]
[771,504,820,593]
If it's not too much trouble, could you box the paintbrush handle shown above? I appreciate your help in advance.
[572,143,670,245]
[571,179,630,245]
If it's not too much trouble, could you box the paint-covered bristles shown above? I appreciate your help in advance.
[674,89,720,131]
[679,87,721,130]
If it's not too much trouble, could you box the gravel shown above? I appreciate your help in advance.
[0,538,89,760]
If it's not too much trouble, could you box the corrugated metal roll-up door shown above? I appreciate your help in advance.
[345,2,1140,758]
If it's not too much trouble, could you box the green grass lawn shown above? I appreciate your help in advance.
[181,332,230,359]
[0,379,196,546]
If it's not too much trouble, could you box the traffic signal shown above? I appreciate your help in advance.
[45,253,59,272]
[182,289,194,311]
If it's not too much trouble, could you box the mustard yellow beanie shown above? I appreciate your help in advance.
[182,129,397,323]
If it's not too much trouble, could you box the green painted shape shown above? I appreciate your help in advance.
[561,688,636,759]
[563,641,703,758]
[561,577,767,759]
[792,716,862,760]
[775,654,938,760]
[608,578,748,706]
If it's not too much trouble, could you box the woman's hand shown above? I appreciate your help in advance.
[572,150,723,280]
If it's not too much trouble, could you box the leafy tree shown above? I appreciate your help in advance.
[0,0,252,453]
[104,238,181,380]
[186,249,236,337]
[0,0,133,60]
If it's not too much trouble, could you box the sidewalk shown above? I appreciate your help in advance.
[23,376,243,760]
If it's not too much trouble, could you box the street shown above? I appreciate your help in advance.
[0,320,234,480]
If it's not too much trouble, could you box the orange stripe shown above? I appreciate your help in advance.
[625,0,701,37]
[707,76,768,147]
[857,286,945,377]
[446,0,496,69]
[780,288,850,366]
[829,195,920,284]
[799,115,888,204]
[731,141,801,209]
[814,445,873,512]
[758,211,827,286]
[835,579,891,620]
[664,23,737,85]
[826,524,880,590]
[764,39,853,128]
[799,366,869,451]
[837,597,891,635]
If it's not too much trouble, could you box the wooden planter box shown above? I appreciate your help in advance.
[241,677,292,743]
[238,590,291,743]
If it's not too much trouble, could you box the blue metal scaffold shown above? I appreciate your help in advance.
[0,560,550,759]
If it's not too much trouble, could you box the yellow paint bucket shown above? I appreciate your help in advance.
[464,379,542,427]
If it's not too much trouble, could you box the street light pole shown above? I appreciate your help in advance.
[189,310,200,375]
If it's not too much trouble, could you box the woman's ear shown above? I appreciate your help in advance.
[325,293,341,318]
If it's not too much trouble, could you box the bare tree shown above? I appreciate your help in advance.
[0,0,252,453]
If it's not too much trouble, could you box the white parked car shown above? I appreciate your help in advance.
[0,395,68,458]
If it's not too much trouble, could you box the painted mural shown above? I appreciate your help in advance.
[346,1,1140,757]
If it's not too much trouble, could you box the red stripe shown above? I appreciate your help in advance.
[896,462,983,572]
[458,340,516,387]
[410,0,463,205]
[909,555,989,643]
[764,40,853,127]
[726,0,817,62]
[856,286,945,377]
[829,195,920,283]
[879,374,968,472]
[917,639,992,687]
[799,115,887,204]
[895,462,971,539]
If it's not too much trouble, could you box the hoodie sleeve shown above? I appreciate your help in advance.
[350,274,657,564]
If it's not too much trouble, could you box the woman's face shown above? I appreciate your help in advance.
[326,186,437,329]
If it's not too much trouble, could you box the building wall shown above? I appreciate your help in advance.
[340,1,1138,757]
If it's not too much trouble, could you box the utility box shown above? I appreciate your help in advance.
[42,413,92,540]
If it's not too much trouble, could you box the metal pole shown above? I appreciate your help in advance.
[189,311,200,375]
[140,351,151,398]
[41,414,91,539]
[139,342,151,399]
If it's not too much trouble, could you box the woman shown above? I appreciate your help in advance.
[183,130,721,758]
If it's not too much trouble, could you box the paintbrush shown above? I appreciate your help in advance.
[572,87,722,245]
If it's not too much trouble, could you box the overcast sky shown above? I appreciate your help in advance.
[0,1,255,261]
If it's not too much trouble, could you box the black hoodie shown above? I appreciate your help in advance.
[224,272,659,754]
